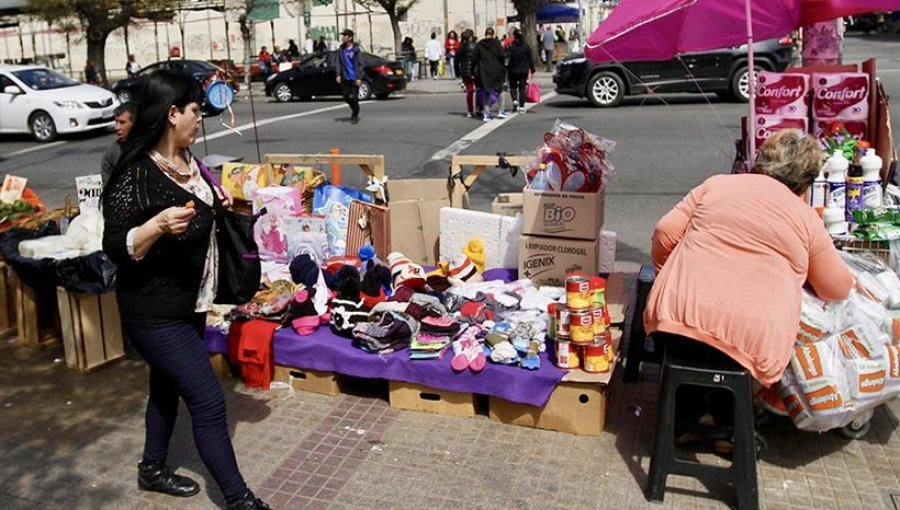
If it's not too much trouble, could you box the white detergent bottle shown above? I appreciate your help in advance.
[861,148,884,208]
[809,164,828,214]
[825,150,848,210]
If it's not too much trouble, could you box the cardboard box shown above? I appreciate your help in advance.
[518,234,599,286]
[273,365,341,396]
[521,187,605,240]
[389,179,450,265]
[388,380,476,417]
[492,193,523,217]
[489,382,608,436]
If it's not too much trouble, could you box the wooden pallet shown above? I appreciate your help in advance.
[14,274,61,349]
[0,261,16,338]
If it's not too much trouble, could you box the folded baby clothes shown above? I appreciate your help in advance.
[330,297,369,337]
[352,311,418,353]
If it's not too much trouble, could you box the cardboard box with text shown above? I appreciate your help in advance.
[522,188,604,240]
[518,234,599,286]
[492,193,523,217]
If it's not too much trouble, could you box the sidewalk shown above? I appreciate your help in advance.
[403,71,556,96]
[2,270,900,509]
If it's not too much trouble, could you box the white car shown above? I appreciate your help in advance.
[0,65,118,142]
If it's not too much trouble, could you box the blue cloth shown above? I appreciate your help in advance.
[341,46,357,81]
[126,314,248,501]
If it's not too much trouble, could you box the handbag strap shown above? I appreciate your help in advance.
[196,157,227,212]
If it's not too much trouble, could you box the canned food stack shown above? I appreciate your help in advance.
[548,273,614,372]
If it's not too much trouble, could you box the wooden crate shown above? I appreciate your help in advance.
[273,364,341,396]
[388,381,476,418]
[0,261,16,337]
[57,288,124,372]
[14,274,61,348]
[209,353,233,381]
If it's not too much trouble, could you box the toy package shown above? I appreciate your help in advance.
[524,120,616,193]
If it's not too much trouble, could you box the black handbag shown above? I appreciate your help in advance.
[198,160,261,304]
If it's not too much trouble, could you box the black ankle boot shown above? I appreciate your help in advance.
[137,461,200,497]
[226,489,274,510]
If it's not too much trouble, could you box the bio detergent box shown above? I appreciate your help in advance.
[521,187,604,240]
[811,72,870,120]
[755,71,809,117]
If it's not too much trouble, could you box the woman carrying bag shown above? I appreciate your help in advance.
[102,69,271,510]
[505,28,535,113]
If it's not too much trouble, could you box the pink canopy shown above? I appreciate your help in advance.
[586,0,900,63]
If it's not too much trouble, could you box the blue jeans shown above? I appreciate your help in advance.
[124,314,247,501]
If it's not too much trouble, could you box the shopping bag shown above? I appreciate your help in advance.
[526,80,541,104]
[221,163,284,201]
[345,200,390,259]
[438,59,446,77]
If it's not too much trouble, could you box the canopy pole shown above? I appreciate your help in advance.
[745,0,756,161]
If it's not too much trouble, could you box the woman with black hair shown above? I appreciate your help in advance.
[102,69,272,510]
[506,28,535,113]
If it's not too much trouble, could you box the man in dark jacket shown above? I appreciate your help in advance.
[336,28,363,124]
[456,30,482,117]
[472,27,506,121]
[506,29,535,113]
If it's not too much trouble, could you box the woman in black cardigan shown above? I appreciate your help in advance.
[102,70,272,510]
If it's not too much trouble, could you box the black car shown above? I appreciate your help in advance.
[264,50,406,102]
[111,59,239,111]
[554,37,794,107]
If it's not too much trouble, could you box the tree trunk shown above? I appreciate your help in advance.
[86,29,110,86]
[521,11,539,67]
[388,12,402,59]
[240,16,253,93]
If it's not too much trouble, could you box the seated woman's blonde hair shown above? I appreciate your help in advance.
[754,129,823,195]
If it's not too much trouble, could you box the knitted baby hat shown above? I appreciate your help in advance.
[387,251,426,290]
[447,254,483,286]
[289,254,320,289]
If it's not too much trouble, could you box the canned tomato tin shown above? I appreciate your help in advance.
[547,303,557,341]
[569,310,594,344]
[556,305,570,338]
[555,339,580,369]
[592,307,606,335]
[566,274,592,311]
[604,329,615,361]
[589,276,607,310]
[583,339,610,373]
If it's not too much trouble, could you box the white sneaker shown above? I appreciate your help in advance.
[497,110,508,119]
[482,114,491,122]
[517,107,526,114]
[466,112,473,118]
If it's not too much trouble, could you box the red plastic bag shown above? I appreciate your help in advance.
[526,81,541,104]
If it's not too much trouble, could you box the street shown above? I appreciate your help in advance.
[1,34,898,265]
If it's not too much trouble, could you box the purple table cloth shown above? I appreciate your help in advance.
[203,266,568,407]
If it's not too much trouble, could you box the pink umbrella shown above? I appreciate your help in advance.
[585,0,900,155]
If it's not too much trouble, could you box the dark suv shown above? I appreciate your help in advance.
[553,37,794,107]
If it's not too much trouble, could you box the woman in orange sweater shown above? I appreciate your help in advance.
[644,129,854,437]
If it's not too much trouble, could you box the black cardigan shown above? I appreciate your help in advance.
[102,156,222,325]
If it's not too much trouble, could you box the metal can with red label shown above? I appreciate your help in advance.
[556,304,570,338]
[547,303,557,341]
[604,329,615,361]
[569,309,594,344]
[566,274,592,311]
[589,276,607,310]
[555,339,580,369]
[583,338,610,373]
[592,307,606,336]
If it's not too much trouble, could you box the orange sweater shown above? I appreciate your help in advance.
[644,174,853,386]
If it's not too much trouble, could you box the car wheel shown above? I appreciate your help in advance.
[117,90,132,103]
[273,82,293,102]
[375,92,390,100]
[30,111,57,143]
[730,66,763,103]
[358,81,373,100]
[587,71,625,107]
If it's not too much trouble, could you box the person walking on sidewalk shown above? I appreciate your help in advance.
[456,29,482,118]
[336,28,363,125]
[102,69,273,510]
[506,29,535,113]
[425,32,443,79]
[541,27,555,72]
[472,27,506,121]
[444,30,459,79]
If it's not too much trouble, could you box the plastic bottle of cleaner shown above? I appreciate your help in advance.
[846,164,864,222]
[809,163,828,215]
[822,205,848,235]
[861,148,884,208]
[825,150,848,210]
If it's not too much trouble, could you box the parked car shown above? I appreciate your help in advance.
[264,50,406,102]
[111,59,239,112]
[0,65,118,142]
[553,37,794,107]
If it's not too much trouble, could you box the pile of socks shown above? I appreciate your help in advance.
[410,315,461,360]
[450,324,486,372]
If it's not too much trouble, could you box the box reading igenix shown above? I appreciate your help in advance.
[518,235,600,286]
[521,187,605,240]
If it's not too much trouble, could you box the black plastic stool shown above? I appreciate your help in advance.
[624,263,658,383]
[646,354,759,510]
